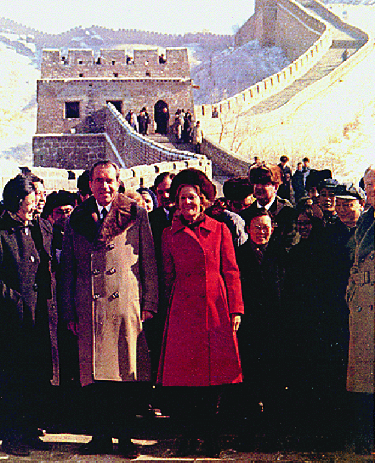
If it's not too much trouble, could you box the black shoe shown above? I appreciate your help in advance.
[2,437,30,457]
[118,439,140,459]
[201,438,221,458]
[80,436,113,455]
[175,438,199,457]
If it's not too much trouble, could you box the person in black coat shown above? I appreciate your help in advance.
[240,165,297,252]
[0,175,59,456]
[235,208,292,449]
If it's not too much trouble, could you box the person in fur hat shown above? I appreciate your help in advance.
[157,168,243,457]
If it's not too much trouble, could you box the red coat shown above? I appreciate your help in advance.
[158,215,244,387]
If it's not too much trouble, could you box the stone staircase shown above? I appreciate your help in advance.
[146,133,196,153]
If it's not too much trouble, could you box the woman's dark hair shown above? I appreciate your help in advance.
[2,175,35,213]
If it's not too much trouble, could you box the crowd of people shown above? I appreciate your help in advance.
[0,158,373,458]
[125,106,204,154]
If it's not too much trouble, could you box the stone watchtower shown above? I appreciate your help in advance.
[33,47,194,167]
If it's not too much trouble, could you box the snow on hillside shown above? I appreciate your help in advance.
[0,41,39,176]
[191,40,290,104]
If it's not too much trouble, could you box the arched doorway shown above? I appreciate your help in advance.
[154,100,169,135]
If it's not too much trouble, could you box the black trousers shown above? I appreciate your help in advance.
[81,381,151,440]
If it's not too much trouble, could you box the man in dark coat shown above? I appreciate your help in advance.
[137,107,150,136]
[277,155,292,201]
[60,160,158,458]
[146,172,175,380]
[240,164,297,251]
[292,162,306,204]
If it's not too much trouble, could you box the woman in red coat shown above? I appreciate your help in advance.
[157,169,244,457]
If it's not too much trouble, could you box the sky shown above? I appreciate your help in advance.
[1,0,255,35]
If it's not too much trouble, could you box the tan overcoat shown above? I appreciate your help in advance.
[60,194,158,387]
[346,207,374,393]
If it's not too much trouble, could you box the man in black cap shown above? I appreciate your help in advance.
[335,183,365,231]
[240,165,297,251]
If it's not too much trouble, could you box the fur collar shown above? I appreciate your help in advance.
[97,193,137,244]
[69,194,137,244]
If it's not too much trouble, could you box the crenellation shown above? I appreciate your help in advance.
[41,47,190,79]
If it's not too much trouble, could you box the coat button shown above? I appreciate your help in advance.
[30,255,35,262]
[107,243,115,250]
[92,269,100,275]
[93,294,100,300]
[33,283,38,291]
[357,306,362,312]
[107,267,116,275]
[111,291,119,300]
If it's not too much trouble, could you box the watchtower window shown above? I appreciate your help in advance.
[146,71,151,77]
[114,72,119,77]
[78,60,83,64]
[79,73,84,77]
[96,58,101,64]
[65,102,80,119]
[112,61,116,65]
[107,101,122,113]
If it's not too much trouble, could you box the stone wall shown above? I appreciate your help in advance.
[32,134,113,169]
[275,0,326,61]
[201,138,249,177]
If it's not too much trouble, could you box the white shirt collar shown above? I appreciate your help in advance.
[256,195,276,211]
[96,201,112,215]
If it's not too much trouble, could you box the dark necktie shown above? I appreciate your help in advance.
[101,208,108,221]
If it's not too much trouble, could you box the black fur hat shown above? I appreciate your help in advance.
[170,168,216,202]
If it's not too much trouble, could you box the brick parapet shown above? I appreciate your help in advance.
[201,137,249,177]
[41,47,190,79]
[104,103,207,168]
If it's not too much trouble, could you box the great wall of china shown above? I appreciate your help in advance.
[2,0,373,192]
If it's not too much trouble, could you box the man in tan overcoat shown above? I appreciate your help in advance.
[60,160,158,459]
[345,165,374,454]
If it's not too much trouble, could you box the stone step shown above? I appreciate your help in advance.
[146,134,196,153]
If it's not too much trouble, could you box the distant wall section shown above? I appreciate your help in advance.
[235,0,326,61]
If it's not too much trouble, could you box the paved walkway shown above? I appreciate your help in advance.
[0,433,374,462]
